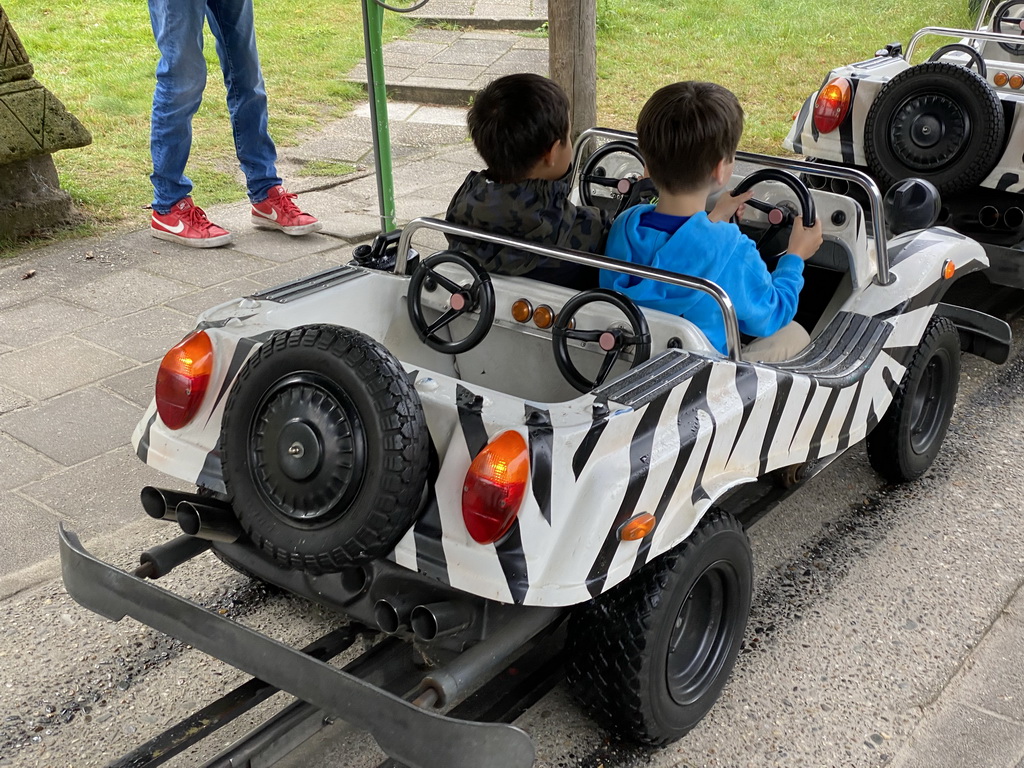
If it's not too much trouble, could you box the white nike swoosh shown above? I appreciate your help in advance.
[153,216,185,234]
[253,207,278,222]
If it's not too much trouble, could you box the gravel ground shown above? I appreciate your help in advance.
[2,321,1022,768]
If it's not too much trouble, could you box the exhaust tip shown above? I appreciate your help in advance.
[374,599,403,634]
[1005,207,1024,229]
[141,486,173,520]
[829,178,850,196]
[979,205,1000,228]
[411,605,440,641]
[176,502,202,536]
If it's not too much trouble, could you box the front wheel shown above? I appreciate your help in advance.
[867,316,960,483]
[565,510,753,745]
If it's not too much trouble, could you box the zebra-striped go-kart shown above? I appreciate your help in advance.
[783,0,1024,288]
[59,129,1010,768]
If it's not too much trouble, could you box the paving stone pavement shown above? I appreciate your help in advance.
[346,0,548,105]
[0,100,480,599]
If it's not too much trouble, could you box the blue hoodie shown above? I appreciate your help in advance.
[600,205,805,355]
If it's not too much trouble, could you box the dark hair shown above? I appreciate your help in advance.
[467,73,570,182]
[636,82,744,194]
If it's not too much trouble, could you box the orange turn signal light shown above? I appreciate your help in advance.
[533,305,554,329]
[812,77,852,134]
[155,330,214,430]
[619,512,657,541]
[1011,74,1024,89]
[511,299,533,323]
[943,260,956,280]
[995,72,1010,87]
[462,431,531,544]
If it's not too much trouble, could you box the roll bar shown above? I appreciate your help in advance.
[395,217,744,361]
[905,26,1024,62]
[571,128,895,286]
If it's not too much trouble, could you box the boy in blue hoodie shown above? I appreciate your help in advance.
[601,81,822,362]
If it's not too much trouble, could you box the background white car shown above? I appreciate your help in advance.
[785,0,1024,288]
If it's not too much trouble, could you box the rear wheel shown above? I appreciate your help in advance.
[566,510,753,745]
[220,325,429,572]
[867,317,960,483]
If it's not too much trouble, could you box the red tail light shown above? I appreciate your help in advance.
[813,77,852,134]
[155,330,214,430]
[462,431,530,544]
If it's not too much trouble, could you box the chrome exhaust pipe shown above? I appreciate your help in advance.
[411,602,473,642]
[1005,207,1024,229]
[979,205,1000,228]
[374,597,417,634]
[175,501,242,543]
[141,486,232,523]
[806,174,828,190]
[828,178,850,196]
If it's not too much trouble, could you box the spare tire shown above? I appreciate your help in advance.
[864,61,1005,195]
[220,324,429,572]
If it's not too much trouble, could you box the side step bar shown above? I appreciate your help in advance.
[58,525,537,768]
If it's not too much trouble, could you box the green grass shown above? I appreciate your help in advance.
[298,160,358,177]
[6,1,412,238]
[594,0,973,154]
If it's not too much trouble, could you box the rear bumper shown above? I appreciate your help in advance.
[58,525,539,768]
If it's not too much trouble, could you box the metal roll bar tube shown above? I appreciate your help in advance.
[395,217,744,361]
[905,26,1024,61]
[571,127,894,287]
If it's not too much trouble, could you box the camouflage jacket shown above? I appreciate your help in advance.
[444,170,611,288]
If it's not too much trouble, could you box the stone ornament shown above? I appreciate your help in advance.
[0,3,91,165]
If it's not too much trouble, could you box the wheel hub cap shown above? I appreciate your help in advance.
[250,379,366,524]
[666,562,740,706]
[279,421,320,480]
[891,95,968,171]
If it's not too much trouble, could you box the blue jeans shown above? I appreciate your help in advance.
[148,0,281,213]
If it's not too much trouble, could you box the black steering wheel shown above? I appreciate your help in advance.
[730,168,816,256]
[407,251,495,354]
[552,289,652,392]
[927,43,987,77]
[993,0,1024,55]
[578,141,649,217]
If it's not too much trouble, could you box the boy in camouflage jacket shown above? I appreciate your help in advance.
[446,74,611,289]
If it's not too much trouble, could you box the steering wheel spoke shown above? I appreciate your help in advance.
[562,328,606,343]
[424,307,462,336]
[596,349,621,384]
[424,266,463,295]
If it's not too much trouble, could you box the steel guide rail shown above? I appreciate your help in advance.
[58,525,536,768]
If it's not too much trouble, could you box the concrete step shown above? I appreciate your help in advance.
[345,28,548,106]
[408,0,547,30]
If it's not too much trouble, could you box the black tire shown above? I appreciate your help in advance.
[220,325,429,572]
[565,510,753,745]
[864,62,1005,195]
[867,317,960,483]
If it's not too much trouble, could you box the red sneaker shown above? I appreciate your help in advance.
[251,186,322,236]
[151,197,233,248]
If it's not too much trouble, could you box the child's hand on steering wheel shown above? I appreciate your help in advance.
[709,189,754,223]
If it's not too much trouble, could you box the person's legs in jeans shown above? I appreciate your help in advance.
[205,0,281,204]
[148,0,208,213]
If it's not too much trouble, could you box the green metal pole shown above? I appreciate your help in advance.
[361,0,396,232]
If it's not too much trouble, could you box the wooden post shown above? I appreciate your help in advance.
[548,0,597,140]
